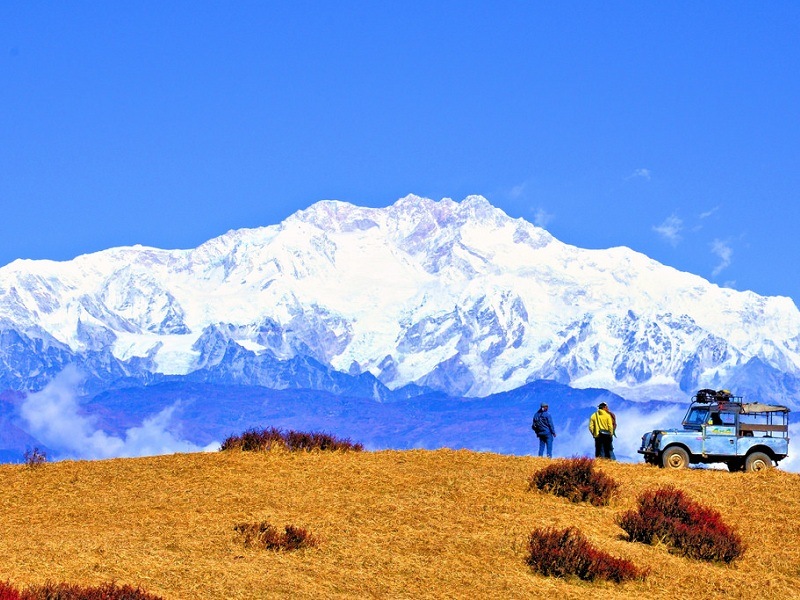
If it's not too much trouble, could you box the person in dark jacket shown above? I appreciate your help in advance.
[532,403,557,458]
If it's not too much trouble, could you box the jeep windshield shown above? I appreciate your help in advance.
[683,406,709,430]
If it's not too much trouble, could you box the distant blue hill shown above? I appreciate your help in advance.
[83,380,665,458]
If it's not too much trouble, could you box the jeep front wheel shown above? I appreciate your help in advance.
[661,447,689,469]
[745,452,773,472]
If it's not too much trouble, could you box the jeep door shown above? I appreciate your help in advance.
[702,410,738,456]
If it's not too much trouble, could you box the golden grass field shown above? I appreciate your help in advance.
[2,449,799,599]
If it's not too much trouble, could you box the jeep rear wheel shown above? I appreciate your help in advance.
[661,447,689,469]
[745,452,773,472]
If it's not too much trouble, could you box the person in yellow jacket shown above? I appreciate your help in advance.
[589,402,616,459]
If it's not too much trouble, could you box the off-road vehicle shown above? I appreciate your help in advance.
[638,389,790,472]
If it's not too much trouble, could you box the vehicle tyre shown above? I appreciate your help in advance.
[726,459,744,472]
[745,452,773,472]
[661,446,689,469]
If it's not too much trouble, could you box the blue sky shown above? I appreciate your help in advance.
[2,2,799,303]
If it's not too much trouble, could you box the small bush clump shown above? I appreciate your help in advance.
[526,527,645,583]
[220,427,363,452]
[234,521,320,551]
[617,486,745,563]
[0,581,20,600]
[23,447,47,469]
[0,581,162,599]
[528,457,619,506]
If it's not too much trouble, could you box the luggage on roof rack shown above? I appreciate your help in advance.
[694,388,735,403]
[695,388,717,403]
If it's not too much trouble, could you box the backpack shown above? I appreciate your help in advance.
[532,411,546,434]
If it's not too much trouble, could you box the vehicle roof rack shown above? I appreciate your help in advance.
[693,388,740,404]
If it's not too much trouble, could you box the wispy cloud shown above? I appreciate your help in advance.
[779,422,800,472]
[20,366,219,460]
[699,205,720,219]
[553,401,685,462]
[711,239,733,277]
[653,214,683,246]
[626,168,651,181]
[510,182,527,199]
[532,207,554,228]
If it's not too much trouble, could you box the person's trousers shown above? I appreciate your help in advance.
[594,433,614,459]
[537,434,553,458]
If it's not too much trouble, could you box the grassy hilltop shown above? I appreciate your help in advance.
[2,449,799,599]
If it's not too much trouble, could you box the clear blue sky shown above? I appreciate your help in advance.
[2,2,799,303]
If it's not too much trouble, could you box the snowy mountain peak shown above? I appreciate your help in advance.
[0,194,799,407]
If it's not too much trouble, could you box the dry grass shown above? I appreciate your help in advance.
[1,449,799,599]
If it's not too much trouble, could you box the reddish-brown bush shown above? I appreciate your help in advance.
[528,457,619,506]
[234,521,319,551]
[220,427,363,452]
[526,527,645,583]
[0,581,162,600]
[617,486,745,563]
[0,581,21,600]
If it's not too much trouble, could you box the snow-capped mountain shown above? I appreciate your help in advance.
[2,194,800,407]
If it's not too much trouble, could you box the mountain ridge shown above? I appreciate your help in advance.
[1,194,799,407]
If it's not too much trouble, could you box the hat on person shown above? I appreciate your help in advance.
[598,402,608,409]
[541,402,548,408]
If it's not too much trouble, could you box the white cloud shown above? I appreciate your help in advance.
[609,403,686,461]
[20,366,219,460]
[653,214,683,246]
[510,182,527,199]
[711,239,733,277]
[699,205,720,219]
[627,168,651,181]
[532,207,554,228]
[552,401,685,462]
[777,422,800,473]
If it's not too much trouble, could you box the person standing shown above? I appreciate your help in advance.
[532,403,556,458]
[589,402,615,459]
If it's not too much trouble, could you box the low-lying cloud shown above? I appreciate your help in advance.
[552,402,686,462]
[20,366,219,460]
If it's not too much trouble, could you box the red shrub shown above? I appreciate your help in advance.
[528,457,619,506]
[526,527,645,583]
[617,486,745,563]
[0,581,21,600]
[234,521,319,551]
[6,581,163,600]
[220,427,363,452]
